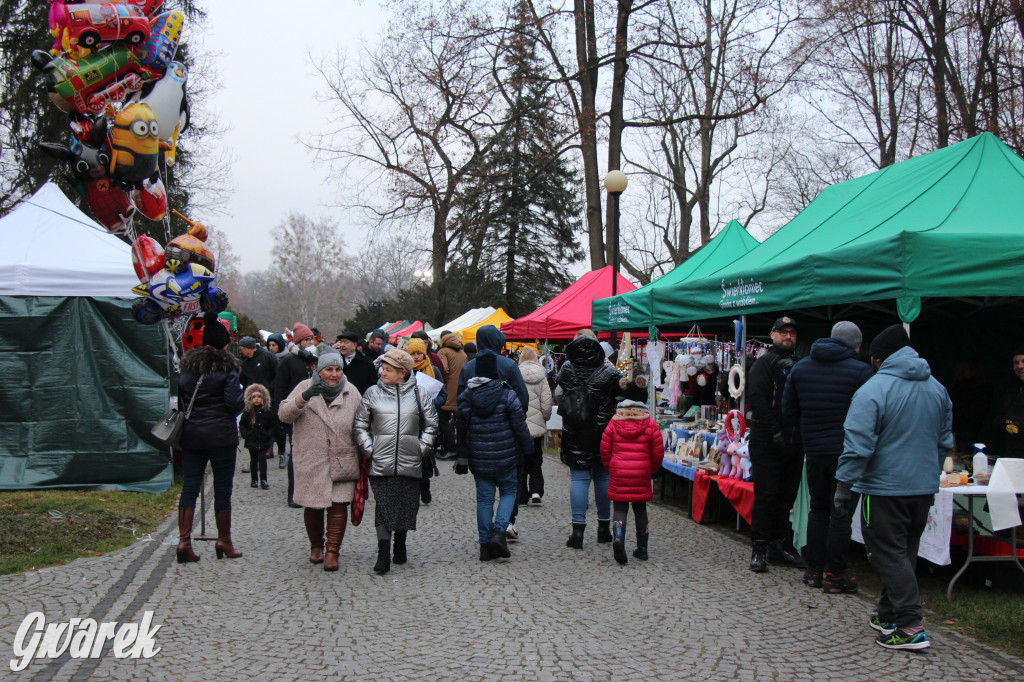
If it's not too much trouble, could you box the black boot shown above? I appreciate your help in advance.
[488,530,511,559]
[374,538,391,574]
[749,540,768,573]
[633,527,649,561]
[392,531,407,565]
[597,519,612,543]
[767,539,807,568]
[612,521,628,565]
[566,523,585,549]
[479,544,494,562]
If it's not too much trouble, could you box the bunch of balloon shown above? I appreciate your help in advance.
[30,1,228,333]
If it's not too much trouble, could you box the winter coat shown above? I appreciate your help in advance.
[341,351,378,395]
[998,382,1024,458]
[240,346,277,391]
[456,377,534,478]
[519,359,553,438]
[437,335,468,413]
[601,406,665,502]
[353,374,439,479]
[278,378,362,508]
[178,346,244,451]
[837,346,954,496]
[556,336,624,469]
[782,337,873,458]
[747,345,798,440]
[274,345,312,407]
[457,325,529,411]
[239,384,276,450]
[428,349,447,385]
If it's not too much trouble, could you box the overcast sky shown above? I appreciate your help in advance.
[199,0,386,273]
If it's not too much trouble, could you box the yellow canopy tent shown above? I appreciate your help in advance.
[456,307,514,344]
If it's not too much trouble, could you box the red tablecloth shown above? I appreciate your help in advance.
[692,470,713,523]
[716,476,755,524]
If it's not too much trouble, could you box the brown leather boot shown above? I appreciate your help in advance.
[323,503,348,572]
[214,509,243,559]
[176,506,200,564]
[304,507,325,564]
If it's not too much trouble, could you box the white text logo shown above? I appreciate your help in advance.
[10,611,162,672]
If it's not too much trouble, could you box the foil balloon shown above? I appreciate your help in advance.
[132,176,166,220]
[31,46,157,114]
[135,10,183,70]
[131,234,164,280]
[85,177,135,232]
[108,102,160,185]
[166,210,215,272]
[131,61,188,165]
[130,263,228,324]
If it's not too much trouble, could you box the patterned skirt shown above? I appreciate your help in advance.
[369,476,420,532]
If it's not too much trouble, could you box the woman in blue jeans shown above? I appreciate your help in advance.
[455,354,534,561]
[556,331,647,548]
[176,313,245,563]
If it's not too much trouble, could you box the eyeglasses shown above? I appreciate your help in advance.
[774,329,797,337]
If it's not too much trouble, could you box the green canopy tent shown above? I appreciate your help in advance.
[592,219,760,333]
[648,133,1024,327]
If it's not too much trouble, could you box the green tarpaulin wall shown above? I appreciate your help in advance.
[592,219,760,331]
[0,296,172,492]
[598,133,1024,328]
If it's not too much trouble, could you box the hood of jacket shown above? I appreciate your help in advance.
[181,345,239,375]
[466,377,504,417]
[809,337,859,363]
[877,345,931,381]
[475,325,506,353]
[519,360,547,385]
[244,383,271,411]
[566,336,605,369]
[441,334,464,351]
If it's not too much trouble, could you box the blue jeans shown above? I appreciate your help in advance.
[474,469,518,545]
[570,464,610,525]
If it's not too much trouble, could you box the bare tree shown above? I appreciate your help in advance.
[347,232,430,304]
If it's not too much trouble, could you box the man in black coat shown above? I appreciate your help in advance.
[746,315,804,572]
[273,322,316,505]
[237,336,277,390]
[782,321,872,592]
[335,330,378,395]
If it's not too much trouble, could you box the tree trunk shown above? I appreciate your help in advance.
[929,0,950,147]
[432,207,451,322]
[604,0,633,265]
[575,0,605,269]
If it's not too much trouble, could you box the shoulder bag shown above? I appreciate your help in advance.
[151,376,204,449]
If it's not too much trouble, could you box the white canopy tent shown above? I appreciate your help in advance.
[427,307,495,342]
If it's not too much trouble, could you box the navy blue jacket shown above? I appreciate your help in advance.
[457,325,529,410]
[178,347,245,451]
[782,337,873,458]
[455,378,533,478]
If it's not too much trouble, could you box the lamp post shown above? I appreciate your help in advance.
[603,170,628,296]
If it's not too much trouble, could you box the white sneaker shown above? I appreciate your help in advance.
[506,523,519,541]
[531,493,542,505]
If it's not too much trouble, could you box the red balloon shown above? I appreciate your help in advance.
[85,177,135,232]
[131,234,165,281]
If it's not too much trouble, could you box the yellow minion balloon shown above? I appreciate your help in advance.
[108,103,159,185]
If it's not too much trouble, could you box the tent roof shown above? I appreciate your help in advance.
[648,133,1024,325]
[381,320,407,334]
[0,182,139,297]
[392,320,423,338]
[592,219,759,330]
[502,265,636,340]
[428,307,495,341]
[457,308,514,344]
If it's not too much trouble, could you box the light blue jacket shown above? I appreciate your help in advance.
[836,346,953,496]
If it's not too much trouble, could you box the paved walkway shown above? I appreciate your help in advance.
[2,450,1022,681]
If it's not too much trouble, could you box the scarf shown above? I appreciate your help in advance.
[413,356,435,379]
[310,371,346,404]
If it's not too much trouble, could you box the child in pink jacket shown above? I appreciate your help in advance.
[600,399,665,564]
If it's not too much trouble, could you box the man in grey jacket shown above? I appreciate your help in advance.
[836,324,953,652]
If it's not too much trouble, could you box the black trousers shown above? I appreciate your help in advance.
[805,456,859,573]
[861,494,932,628]
[749,435,803,544]
[518,436,545,502]
[179,445,236,511]
[247,447,268,483]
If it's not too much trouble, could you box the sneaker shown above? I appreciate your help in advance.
[260,481,269,490]
[869,614,898,636]
[802,570,823,588]
[250,480,259,488]
[875,628,930,651]
[505,523,519,541]
[823,571,859,594]
[531,493,542,505]
[242,465,251,473]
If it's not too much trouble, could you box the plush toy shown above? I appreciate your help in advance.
[130,263,227,324]
[108,102,160,185]
[716,434,733,477]
[736,441,752,481]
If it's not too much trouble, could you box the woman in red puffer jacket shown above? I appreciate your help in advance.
[600,400,665,565]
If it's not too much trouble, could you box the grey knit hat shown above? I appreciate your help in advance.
[316,352,343,372]
[830,321,862,350]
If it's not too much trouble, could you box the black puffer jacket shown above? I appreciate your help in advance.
[746,345,796,441]
[782,338,873,457]
[556,336,624,469]
[178,347,245,451]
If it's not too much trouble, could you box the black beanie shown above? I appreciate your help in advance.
[476,353,499,379]
[869,324,910,362]
[202,312,231,349]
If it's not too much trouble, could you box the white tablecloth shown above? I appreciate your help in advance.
[851,490,956,566]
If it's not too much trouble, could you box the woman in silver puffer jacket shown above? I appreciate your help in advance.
[353,349,439,575]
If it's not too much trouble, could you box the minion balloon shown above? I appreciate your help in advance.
[108,102,159,185]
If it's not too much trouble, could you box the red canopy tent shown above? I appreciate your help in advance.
[391,320,423,342]
[381,320,407,334]
[501,266,636,340]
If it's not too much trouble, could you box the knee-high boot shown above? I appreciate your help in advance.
[176,506,200,564]
[214,509,243,559]
[304,508,325,564]
[323,504,348,572]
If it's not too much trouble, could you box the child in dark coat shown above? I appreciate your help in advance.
[600,399,665,564]
[240,383,277,489]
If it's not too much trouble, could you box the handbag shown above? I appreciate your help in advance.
[328,445,361,482]
[151,376,204,449]
[351,456,369,526]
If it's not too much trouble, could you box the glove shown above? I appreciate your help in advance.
[301,378,326,401]
[833,481,855,518]
[454,461,469,475]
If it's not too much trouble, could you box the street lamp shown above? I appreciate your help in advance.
[603,170,628,296]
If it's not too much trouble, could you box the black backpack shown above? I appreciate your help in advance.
[561,382,595,431]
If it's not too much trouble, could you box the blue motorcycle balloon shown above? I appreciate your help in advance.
[131,262,228,325]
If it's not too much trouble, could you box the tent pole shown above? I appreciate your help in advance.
[739,314,748,416]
